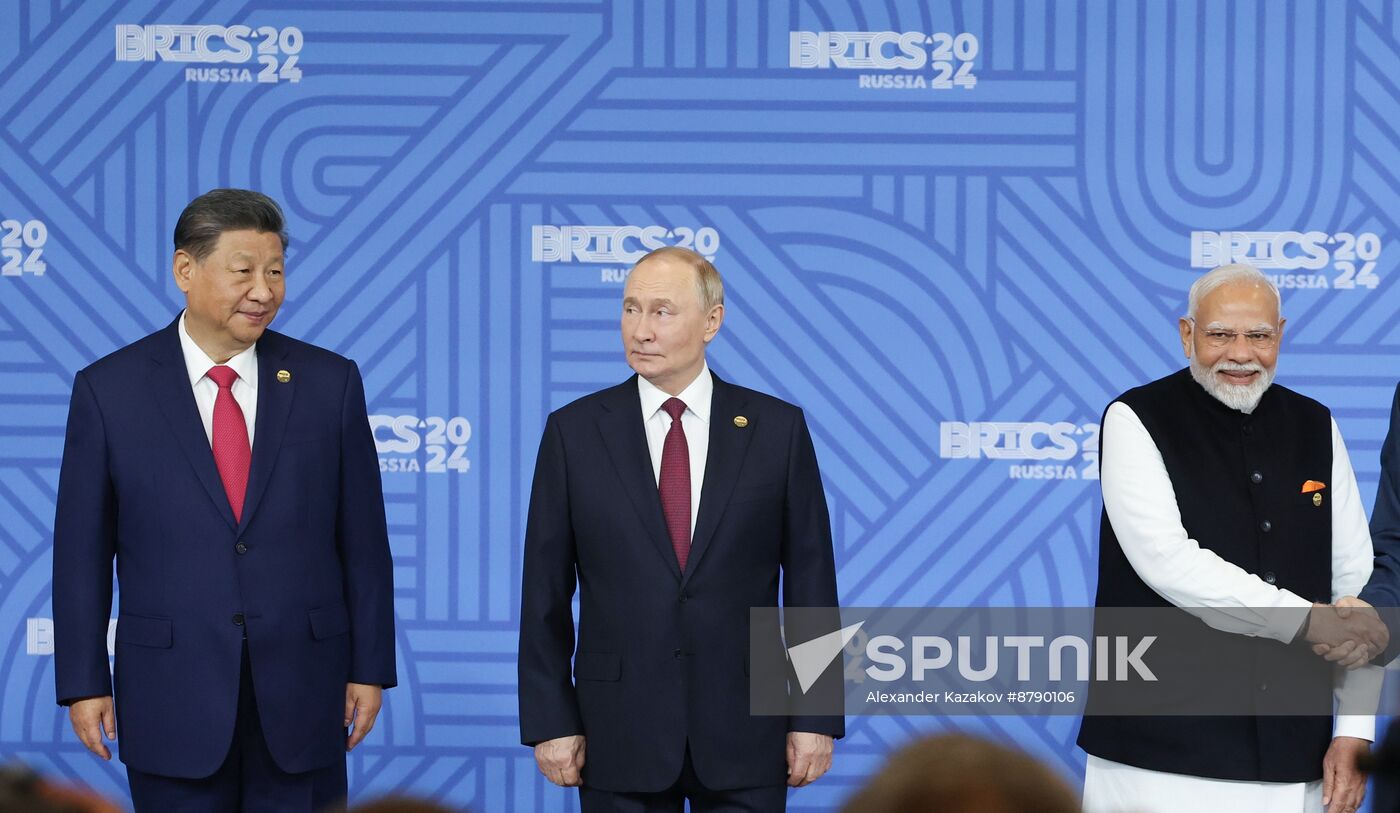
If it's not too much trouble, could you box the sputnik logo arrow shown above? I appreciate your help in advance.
[787,622,864,694]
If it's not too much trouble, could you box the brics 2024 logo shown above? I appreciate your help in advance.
[371,415,473,474]
[1191,231,1384,292]
[789,31,979,90]
[939,422,1100,482]
[532,225,720,283]
[2,219,48,277]
[114,24,303,84]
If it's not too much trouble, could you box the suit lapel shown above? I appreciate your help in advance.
[597,378,682,582]
[683,374,753,587]
[237,330,295,535]
[148,319,238,531]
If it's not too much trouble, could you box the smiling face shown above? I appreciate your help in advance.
[173,229,285,362]
[620,254,724,396]
[1178,279,1285,412]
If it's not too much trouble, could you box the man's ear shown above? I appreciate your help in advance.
[703,303,725,343]
[1178,317,1193,360]
[172,249,196,293]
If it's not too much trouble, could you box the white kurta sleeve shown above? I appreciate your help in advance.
[1099,401,1311,642]
[1329,417,1381,741]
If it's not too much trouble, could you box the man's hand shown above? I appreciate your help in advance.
[534,735,586,786]
[68,696,116,760]
[1310,598,1390,669]
[786,732,833,787]
[1323,735,1369,813]
[344,683,383,751]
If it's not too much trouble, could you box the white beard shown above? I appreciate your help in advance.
[1190,356,1275,413]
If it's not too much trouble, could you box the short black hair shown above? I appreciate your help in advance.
[173,188,289,262]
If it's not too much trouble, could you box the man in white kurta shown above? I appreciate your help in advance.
[1079,264,1383,813]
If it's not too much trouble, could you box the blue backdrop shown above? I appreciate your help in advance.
[2,1,1398,810]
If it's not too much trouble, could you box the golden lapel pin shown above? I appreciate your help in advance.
[733,416,748,428]
[277,369,291,383]
[1313,493,1323,507]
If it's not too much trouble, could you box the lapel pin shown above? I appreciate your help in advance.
[276,369,291,383]
[1313,492,1323,507]
[733,416,748,428]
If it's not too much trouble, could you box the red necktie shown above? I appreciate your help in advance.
[207,365,251,522]
[658,397,691,571]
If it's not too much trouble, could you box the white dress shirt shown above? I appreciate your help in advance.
[638,363,712,540]
[1084,398,1381,813]
[178,311,258,448]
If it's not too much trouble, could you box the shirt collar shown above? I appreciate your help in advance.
[178,311,259,391]
[638,362,712,424]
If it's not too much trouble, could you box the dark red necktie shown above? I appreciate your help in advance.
[207,365,251,521]
[658,397,691,571]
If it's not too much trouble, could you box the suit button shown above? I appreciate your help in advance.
[235,542,248,554]
[1260,520,1272,532]
[232,613,245,626]
[1264,572,1276,585]
[1250,471,1263,484]
[1259,683,1268,692]
[673,649,683,659]
[1242,423,1253,435]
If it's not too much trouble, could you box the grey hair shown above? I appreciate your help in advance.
[634,246,724,312]
[1187,263,1281,320]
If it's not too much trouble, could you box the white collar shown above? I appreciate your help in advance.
[178,311,258,390]
[637,362,713,424]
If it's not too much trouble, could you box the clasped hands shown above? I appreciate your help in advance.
[1307,597,1389,669]
[533,732,834,788]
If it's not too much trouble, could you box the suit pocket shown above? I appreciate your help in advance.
[730,483,783,505]
[308,604,350,640]
[284,432,336,448]
[573,652,621,682]
[116,613,173,649]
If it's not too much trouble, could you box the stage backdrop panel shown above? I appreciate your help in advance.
[2,1,1398,810]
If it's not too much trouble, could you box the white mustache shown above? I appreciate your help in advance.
[1212,361,1263,374]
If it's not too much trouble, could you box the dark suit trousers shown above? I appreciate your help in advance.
[578,746,787,813]
[126,642,347,813]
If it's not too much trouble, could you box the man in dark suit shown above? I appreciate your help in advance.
[52,189,396,811]
[517,246,843,811]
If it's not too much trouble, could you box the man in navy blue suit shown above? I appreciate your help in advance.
[52,189,396,812]
[518,246,844,812]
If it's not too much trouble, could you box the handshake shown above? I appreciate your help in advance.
[1306,597,1391,669]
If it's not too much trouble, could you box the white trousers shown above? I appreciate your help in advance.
[1082,755,1323,813]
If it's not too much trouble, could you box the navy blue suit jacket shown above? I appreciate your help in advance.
[52,318,396,778]
[1362,383,1400,611]
[517,373,844,793]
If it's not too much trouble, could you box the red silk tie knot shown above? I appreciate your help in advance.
[207,365,251,522]
[658,397,691,571]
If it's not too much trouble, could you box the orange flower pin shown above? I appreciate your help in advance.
[1301,480,1327,493]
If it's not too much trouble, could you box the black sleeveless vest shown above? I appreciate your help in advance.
[1076,368,1335,782]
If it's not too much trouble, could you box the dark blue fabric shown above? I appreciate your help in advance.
[54,318,396,780]
[518,374,843,793]
[126,642,348,812]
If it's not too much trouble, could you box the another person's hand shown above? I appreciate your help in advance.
[345,683,383,751]
[786,731,834,787]
[1322,735,1369,813]
[68,696,116,760]
[1310,597,1389,669]
[534,735,586,786]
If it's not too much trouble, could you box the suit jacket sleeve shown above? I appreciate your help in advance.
[337,361,397,688]
[1360,383,1400,665]
[1362,384,1400,607]
[52,370,117,705]
[517,413,583,745]
[781,408,845,738]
